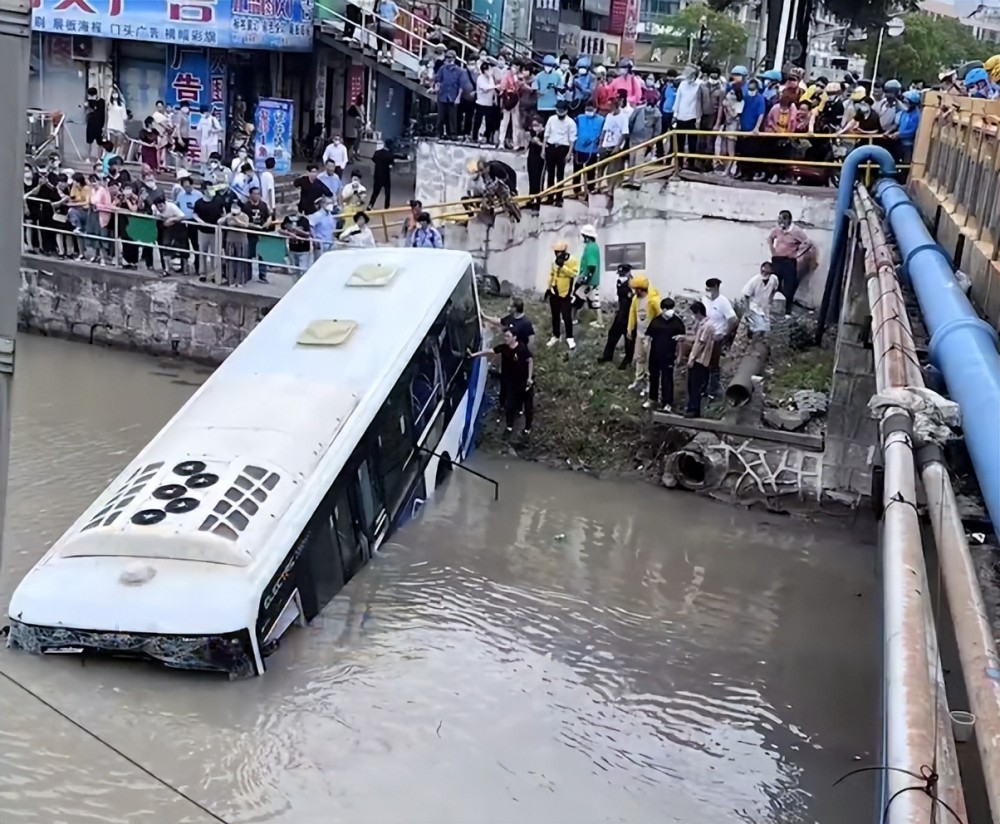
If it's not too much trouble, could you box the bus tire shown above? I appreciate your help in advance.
[435,453,453,488]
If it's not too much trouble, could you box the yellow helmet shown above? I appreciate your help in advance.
[629,275,650,291]
[987,54,1000,83]
[552,239,569,252]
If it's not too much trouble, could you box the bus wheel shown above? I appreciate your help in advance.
[435,453,453,488]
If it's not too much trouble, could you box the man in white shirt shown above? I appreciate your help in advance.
[673,66,702,169]
[259,157,276,210]
[197,106,224,170]
[740,261,779,338]
[704,276,737,397]
[599,95,630,191]
[542,100,577,206]
[322,134,350,177]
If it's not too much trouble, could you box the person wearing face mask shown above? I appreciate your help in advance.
[642,297,685,412]
[696,66,724,171]
[545,239,579,349]
[542,101,576,206]
[22,163,42,253]
[342,211,376,248]
[106,86,128,156]
[608,58,642,107]
[626,275,662,392]
[702,277,736,397]
[24,169,62,257]
[498,60,526,149]
[598,263,636,368]
[626,93,662,183]
[308,196,339,254]
[230,146,250,173]
[138,116,160,171]
[218,199,252,286]
[203,152,233,195]
[673,66,702,170]
[230,162,260,205]
[433,50,473,138]
[740,262,779,338]
[113,180,142,270]
[839,91,882,137]
[557,57,574,104]
[526,116,546,210]
[474,60,498,143]
[321,133,350,176]
[198,106,224,169]
[593,65,615,115]
[573,100,604,195]
[571,57,594,115]
[532,55,562,123]
[85,87,106,161]
[885,90,922,169]
[736,77,765,180]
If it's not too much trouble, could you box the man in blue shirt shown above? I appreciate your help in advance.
[308,196,339,254]
[888,90,922,168]
[409,211,444,248]
[656,70,678,159]
[533,54,563,123]
[229,162,259,205]
[574,100,604,195]
[318,159,343,201]
[433,50,472,138]
[173,175,204,277]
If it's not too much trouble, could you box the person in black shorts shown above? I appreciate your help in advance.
[85,87,106,161]
[468,326,535,437]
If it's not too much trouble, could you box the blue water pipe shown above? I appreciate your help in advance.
[875,178,1000,535]
[816,145,899,342]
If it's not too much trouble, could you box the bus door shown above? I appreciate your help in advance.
[349,443,389,554]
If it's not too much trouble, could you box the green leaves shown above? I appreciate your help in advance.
[652,6,751,67]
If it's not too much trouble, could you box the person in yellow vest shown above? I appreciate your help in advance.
[546,239,580,349]
[626,274,662,392]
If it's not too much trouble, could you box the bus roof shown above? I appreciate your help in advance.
[46,248,476,568]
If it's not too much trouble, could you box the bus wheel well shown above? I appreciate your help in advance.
[435,453,453,488]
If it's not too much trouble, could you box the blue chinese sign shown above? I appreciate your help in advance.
[254,97,293,174]
[30,0,314,51]
[165,46,227,161]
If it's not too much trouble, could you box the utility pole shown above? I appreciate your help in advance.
[772,0,793,71]
[0,0,31,568]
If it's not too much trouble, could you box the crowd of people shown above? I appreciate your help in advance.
[418,47,952,194]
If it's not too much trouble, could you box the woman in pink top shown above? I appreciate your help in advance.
[608,61,644,107]
[85,176,115,263]
[763,90,799,184]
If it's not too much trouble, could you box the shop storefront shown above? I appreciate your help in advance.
[29,0,314,163]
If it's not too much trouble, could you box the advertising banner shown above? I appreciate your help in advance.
[165,46,210,160]
[254,97,293,173]
[620,0,639,59]
[31,0,314,51]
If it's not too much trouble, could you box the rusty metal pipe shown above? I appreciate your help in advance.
[921,459,1000,824]
[724,340,769,407]
[882,421,940,823]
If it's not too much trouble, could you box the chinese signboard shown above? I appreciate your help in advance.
[30,0,314,51]
[620,0,638,59]
[254,97,293,173]
[607,0,625,36]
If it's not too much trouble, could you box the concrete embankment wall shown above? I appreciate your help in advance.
[416,140,839,310]
[18,259,276,365]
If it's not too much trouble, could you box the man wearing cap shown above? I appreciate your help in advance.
[546,239,579,349]
[599,263,636,368]
[543,101,576,205]
[573,225,602,327]
[626,274,662,392]
[433,50,472,138]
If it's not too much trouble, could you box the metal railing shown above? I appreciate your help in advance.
[363,129,911,233]
[19,203,382,286]
[914,92,1000,260]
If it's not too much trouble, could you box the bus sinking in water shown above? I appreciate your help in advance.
[6,249,488,678]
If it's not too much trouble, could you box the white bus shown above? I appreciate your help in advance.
[6,249,488,677]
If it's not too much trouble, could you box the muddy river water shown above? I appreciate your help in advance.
[0,335,880,823]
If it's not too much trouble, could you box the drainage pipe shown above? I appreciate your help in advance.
[855,187,965,819]
[816,144,898,343]
[724,341,769,407]
[874,178,1000,536]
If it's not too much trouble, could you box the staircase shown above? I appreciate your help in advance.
[313,0,544,101]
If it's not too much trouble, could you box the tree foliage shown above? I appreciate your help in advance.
[863,13,995,83]
[653,5,751,67]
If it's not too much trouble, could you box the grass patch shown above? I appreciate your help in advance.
[477,293,678,474]
[768,347,834,400]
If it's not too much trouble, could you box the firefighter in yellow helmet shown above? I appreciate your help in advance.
[626,274,662,392]
[546,239,580,349]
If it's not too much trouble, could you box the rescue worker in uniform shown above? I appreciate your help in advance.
[598,262,637,368]
[545,239,579,350]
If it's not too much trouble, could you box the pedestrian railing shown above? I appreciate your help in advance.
[364,129,911,231]
[20,203,379,287]
[910,92,1000,260]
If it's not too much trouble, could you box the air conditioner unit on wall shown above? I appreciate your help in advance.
[71,36,111,63]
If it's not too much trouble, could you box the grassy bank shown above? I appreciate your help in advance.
[477,294,685,476]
